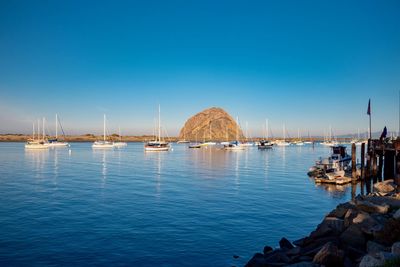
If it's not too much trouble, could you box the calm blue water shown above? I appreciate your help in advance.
[0,142,360,266]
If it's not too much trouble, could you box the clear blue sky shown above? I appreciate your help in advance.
[1,0,399,137]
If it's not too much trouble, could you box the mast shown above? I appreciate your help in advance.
[283,124,286,141]
[245,121,248,142]
[103,114,106,142]
[119,126,122,141]
[209,120,212,141]
[42,117,45,141]
[298,128,300,140]
[32,122,35,140]
[37,119,40,140]
[55,114,58,139]
[158,104,161,142]
[266,119,269,140]
[236,116,239,141]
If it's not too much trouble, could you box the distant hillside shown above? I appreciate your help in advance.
[179,107,244,141]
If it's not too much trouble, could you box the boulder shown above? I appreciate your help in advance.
[366,241,386,256]
[394,208,400,220]
[392,241,400,256]
[359,254,384,267]
[328,203,355,219]
[263,245,273,255]
[279,237,294,250]
[373,218,400,246]
[286,262,319,267]
[321,217,345,233]
[340,224,366,249]
[344,209,359,228]
[312,242,344,267]
[264,249,290,264]
[355,199,390,214]
[352,212,383,235]
[373,180,396,195]
[245,253,266,267]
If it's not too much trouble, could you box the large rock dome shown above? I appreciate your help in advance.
[179,107,244,141]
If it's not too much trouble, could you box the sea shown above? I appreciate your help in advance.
[0,142,361,266]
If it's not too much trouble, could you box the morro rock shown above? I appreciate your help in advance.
[179,107,244,141]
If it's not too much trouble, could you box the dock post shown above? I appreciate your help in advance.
[351,143,357,179]
[378,152,383,181]
[365,143,371,179]
[361,143,365,180]
[384,150,395,181]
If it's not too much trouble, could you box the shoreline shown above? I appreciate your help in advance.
[0,134,355,143]
[245,180,400,267]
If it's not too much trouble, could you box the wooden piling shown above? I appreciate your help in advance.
[377,152,383,181]
[361,143,365,180]
[384,150,395,180]
[351,143,357,179]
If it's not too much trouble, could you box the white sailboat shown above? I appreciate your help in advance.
[275,124,291,146]
[92,114,114,149]
[240,121,254,147]
[113,126,128,147]
[258,119,273,149]
[45,114,69,147]
[144,105,170,151]
[224,116,245,150]
[295,128,304,146]
[203,121,216,146]
[177,125,190,143]
[25,118,49,149]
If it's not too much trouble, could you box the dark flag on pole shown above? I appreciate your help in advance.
[380,126,387,141]
[367,99,371,115]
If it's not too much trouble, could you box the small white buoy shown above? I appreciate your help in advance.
[69,149,72,156]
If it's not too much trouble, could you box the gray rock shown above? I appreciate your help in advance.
[263,245,273,255]
[312,242,344,267]
[245,253,266,267]
[394,208,400,220]
[322,217,345,233]
[376,251,396,262]
[344,209,359,228]
[355,199,390,214]
[366,241,386,256]
[340,224,366,249]
[286,262,319,267]
[352,212,383,235]
[373,179,396,195]
[279,237,294,250]
[264,249,290,264]
[392,241,400,256]
[359,254,384,267]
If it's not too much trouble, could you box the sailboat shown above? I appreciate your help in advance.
[113,126,128,147]
[258,119,273,149]
[294,128,304,146]
[189,132,201,148]
[275,124,291,146]
[92,114,114,149]
[220,126,230,145]
[46,114,69,147]
[177,126,190,143]
[321,126,338,147]
[240,121,254,147]
[203,121,216,145]
[304,131,312,144]
[144,105,170,151]
[25,119,49,149]
[224,116,245,150]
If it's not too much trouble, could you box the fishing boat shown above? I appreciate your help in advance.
[92,114,114,149]
[224,117,245,150]
[45,114,69,147]
[308,146,351,179]
[258,140,273,149]
[25,119,49,150]
[144,105,170,152]
[113,126,128,147]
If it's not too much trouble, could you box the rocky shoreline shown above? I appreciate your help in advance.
[245,180,400,267]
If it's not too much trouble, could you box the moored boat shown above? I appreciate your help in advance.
[144,105,170,152]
